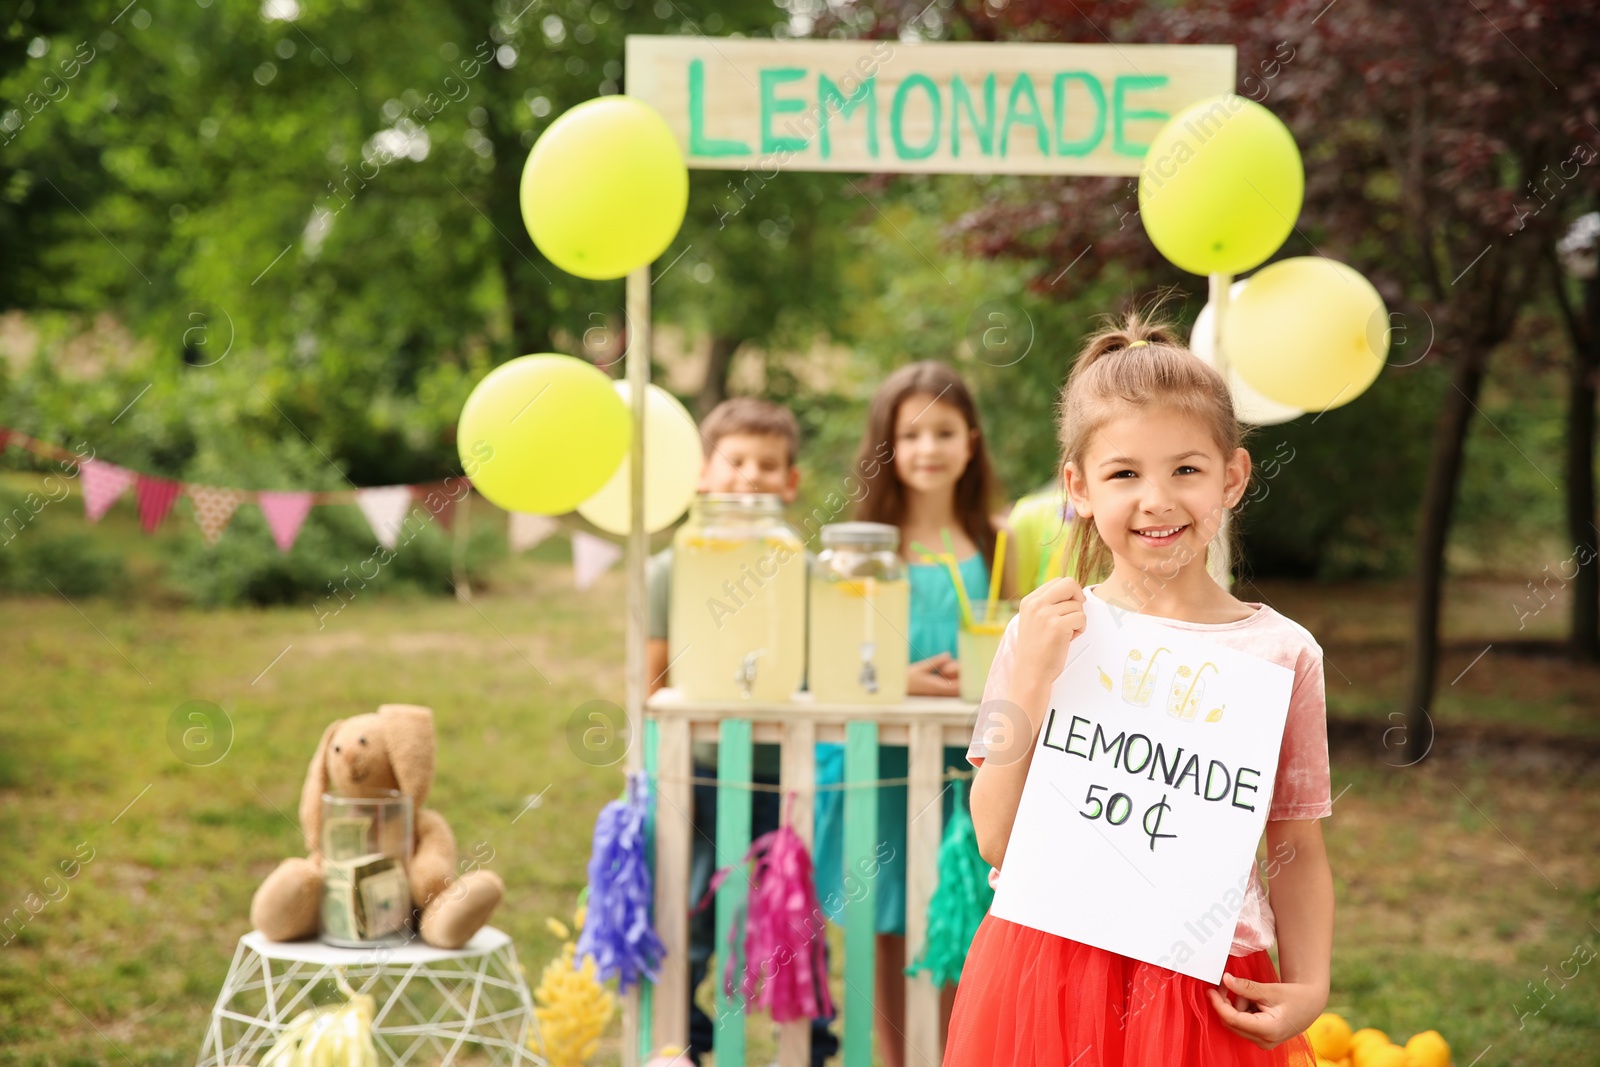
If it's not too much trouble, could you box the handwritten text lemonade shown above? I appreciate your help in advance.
[1038,708,1265,851]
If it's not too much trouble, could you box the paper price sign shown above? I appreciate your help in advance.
[988,593,1294,982]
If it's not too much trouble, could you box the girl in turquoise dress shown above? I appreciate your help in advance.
[812,361,1017,1067]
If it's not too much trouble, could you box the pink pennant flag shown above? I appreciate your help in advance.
[508,512,559,554]
[0,428,10,456]
[80,459,136,522]
[136,474,183,533]
[357,486,414,550]
[186,485,247,547]
[572,530,623,591]
[258,490,314,554]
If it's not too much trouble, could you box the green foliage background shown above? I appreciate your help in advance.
[0,0,1579,604]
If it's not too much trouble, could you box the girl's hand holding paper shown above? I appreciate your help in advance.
[1012,576,1089,711]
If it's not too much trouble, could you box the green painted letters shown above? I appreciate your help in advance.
[689,58,751,157]
[818,73,877,158]
[760,66,808,153]
[950,74,995,157]
[1052,72,1106,156]
[890,74,941,160]
[1112,74,1169,157]
[1000,73,1049,156]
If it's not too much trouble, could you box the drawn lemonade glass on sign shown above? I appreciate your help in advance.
[1121,646,1169,706]
[1169,661,1225,722]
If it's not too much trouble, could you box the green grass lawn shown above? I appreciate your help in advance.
[0,531,1597,1065]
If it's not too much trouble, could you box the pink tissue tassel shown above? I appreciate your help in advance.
[713,795,835,1022]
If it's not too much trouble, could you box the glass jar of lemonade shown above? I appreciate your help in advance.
[670,494,807,702]
[809,522,909,704]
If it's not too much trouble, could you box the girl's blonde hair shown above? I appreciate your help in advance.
[1057,302,1250,585]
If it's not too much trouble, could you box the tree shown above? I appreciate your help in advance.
[1551,212,1600,663]
[1,0,874,477]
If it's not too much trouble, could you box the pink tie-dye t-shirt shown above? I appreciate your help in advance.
[966,583,1333,957]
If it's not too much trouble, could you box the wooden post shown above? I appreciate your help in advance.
[778,721,818,1067]
[1208,271,1235,592]
[450,490,472,602]
[623,264,651,1066]
[903,721,945,1066]
[652,718,693,1050]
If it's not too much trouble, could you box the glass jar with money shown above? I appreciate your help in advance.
[320,791,413,947]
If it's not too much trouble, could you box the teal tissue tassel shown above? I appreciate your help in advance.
[906,779,993,987]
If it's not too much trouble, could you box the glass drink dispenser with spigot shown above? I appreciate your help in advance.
[669,493,806,702]
[808,522,909,704]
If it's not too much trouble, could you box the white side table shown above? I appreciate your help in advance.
[198,925,545,1067]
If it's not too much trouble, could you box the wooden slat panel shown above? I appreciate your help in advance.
[715,720,754,1067]
[651,717,692,1051]
[639,720,660,1063]
[685,720,974,748]
[649,688,978,724]
[623,263,652,1067]
[777,720,817,1067]
[904,721,944,1066]
[842,721,879,1067]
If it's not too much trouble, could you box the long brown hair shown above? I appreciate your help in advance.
[1058,303,1249,584]
[854,361,1002,569]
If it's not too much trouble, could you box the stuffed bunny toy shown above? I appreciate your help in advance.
[250,704,504,949]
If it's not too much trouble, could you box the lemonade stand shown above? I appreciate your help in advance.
[482,29,1393,1067]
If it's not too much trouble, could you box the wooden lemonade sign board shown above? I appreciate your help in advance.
[987,594,1294,983]
[625,36,1236,175]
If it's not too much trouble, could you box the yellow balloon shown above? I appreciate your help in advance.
[457,354,630,515]
[577,382,704,535]
[520,97,688,280]
[1189,280,1305,426]
[1227,257,1389,411]
[1139,94,1304,275]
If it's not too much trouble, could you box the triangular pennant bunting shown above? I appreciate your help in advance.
[80,459,136,522]
[410,483,457,530]
[136,474,183,533]
[0,428,11,456]
[258,491,314,554]
[356,485,415,551]
[508,512,559,554]
[187,485,248,547]
[572,530,623,591]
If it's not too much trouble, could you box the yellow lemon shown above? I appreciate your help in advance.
[1308,1013,1354,1059]
[1317,1059,1340,1067]
[1362,1045,1407,1067]
[1403,1030,1450,1067]
[1350,1032,1394,1067]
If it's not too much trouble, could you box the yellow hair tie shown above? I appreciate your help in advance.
[1126,339,1150,348]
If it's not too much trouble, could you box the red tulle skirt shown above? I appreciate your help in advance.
[943,914,1320,1067]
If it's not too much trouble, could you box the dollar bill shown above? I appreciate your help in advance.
[322,816,373,862]
[321,878,360,942]
[357,865,410,939]
[322,853,406,942]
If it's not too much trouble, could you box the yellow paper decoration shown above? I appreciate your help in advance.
[531,904,616,1067]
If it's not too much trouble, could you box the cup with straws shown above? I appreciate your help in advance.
[913,528,1017,703]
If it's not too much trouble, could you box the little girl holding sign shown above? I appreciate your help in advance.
[946,310,1331,1066]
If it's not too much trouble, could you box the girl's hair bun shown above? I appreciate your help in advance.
[1076,307,1185,368]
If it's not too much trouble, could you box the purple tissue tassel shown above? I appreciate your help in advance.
[576,771,665,991]
[719,794,834,1023]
